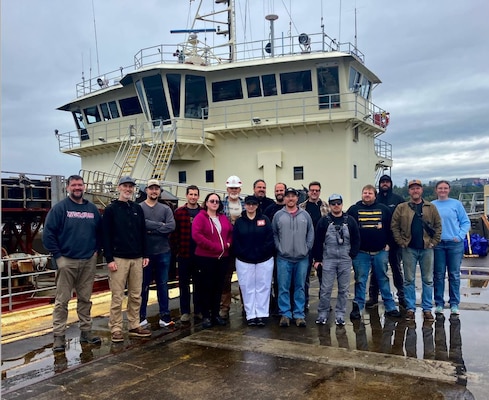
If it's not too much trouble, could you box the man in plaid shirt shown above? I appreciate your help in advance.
[171,185,202,322]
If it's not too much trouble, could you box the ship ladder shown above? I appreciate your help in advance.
[141,123,177,181]
[108,126,144,181]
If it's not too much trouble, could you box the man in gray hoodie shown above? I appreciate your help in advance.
[272,188,314,328]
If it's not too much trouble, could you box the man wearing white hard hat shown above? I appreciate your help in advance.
[220,175,246,319]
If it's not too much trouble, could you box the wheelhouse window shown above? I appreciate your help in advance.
[100,101,120,121]
[185,75,208,119]
[317,66,340,109]
[134,80,148,118]
[73,110,89,140]
[167,74,181,117]
[280,70,312,94]
[119,96,143,116]
[360,76,372,99]
[261,74,277,97]
[349,66,362,93]
[293,166,304,180]
[212,79,243,102]
[246,76,262,98]
[143,74,171,124]
[83,106,101,124]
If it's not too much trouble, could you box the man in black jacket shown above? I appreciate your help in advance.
[366,175,406,308]
[347,184,401,321]
[103,176,151,342]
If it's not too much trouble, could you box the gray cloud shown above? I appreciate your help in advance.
[2,0,488,186]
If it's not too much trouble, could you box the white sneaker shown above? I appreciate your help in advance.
[139,319,149,327]
[180,313,190,323]
[159,318,175,328]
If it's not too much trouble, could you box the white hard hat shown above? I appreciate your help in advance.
[226,175,242,188]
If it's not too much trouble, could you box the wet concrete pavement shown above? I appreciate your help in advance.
[2,266,489,399]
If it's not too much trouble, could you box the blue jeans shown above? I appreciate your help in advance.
[277,256,309,319]
[352,250,397,312]
[140,251,171,320]
[434,240,464,308]
[401,247,434,312]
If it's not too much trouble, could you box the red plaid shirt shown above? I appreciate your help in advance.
[170,203,201,259]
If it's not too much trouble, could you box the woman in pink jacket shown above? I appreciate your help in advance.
[192,193,233,328]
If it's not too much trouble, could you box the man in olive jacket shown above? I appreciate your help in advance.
[391,179,441,323]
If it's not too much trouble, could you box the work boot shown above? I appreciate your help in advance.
[53,335,66,353]
[350,302,361,320]
[80,330,102,345]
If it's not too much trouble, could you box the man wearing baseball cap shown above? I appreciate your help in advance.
[139,179,176,328]
[391,179,442,322]
[102,176,151,342]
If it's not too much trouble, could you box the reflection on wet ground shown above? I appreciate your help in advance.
[2,271,489,399]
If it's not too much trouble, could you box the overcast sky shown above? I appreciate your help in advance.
[2,0,488,186]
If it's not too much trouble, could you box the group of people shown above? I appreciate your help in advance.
[43,172,470,352]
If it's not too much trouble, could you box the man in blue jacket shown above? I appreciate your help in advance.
[43,175,102,352]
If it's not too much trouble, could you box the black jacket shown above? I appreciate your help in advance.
[232,210,274,263]
[102,200,147,262]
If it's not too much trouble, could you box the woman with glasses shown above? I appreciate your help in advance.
[192,193,234,328]
[233,195,275,326]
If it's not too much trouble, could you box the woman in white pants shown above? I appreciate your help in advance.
[233,196,275,326]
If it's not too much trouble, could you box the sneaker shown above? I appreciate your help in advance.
[385,309,402,318]
[365,299,378,309]
[405,310,415,321]
[279,316,290,327]
[335,317,345,326]
[423,311,435,322]
[159,315,175,328]
[128,327,151,337]
[296,318,307,327]
[202,318,212,329]
[256,318,266,327]
[139,318,149,327]
[111,331,124,343]
[180,313,191,323]
[53,335,66,352]
[213,316,227,326]
[194,312,203,320]
[435,306,443,314]
[450,305,460,315]
[80,330,102,345]
[350,303,361,320]
[247,318,257,326]
[315,316,327,325]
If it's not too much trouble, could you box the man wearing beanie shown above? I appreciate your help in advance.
[366,175,406,309]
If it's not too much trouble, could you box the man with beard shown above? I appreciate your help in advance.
[299,181,330,312]
[220,175,245,319]
[366,174,406,309]
[264,182,287,315]
[264,182,287,220]
[43,175,102,352]
[391,179,441,322]
[103,176,151,342]
[347,184,401,321]
[273,188,314,327]
[139,179,176,328]
[253,179,275,214]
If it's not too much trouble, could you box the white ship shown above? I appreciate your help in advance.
[56,0,392,205]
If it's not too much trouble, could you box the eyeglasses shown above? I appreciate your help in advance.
[245,203,258,206]
[208,199,220,204]
[228,187,239,190]
[329,201,342,206]
[309,189,320,192]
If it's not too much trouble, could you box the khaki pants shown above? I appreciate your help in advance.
[53,253,97,336]
[108,257,143,333]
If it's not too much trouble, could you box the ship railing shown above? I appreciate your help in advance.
[75,32,364,98]
[1,256,107,313]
